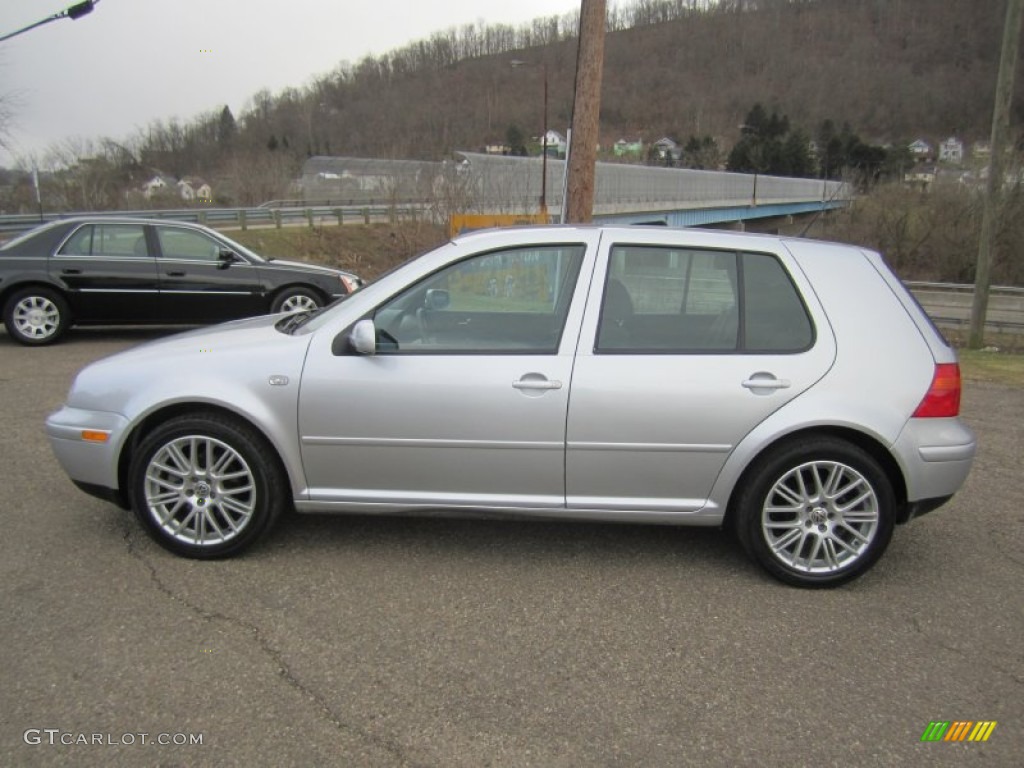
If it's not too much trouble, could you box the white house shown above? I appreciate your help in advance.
[908,139,932,158]
[141,175,175,199]
[653,137,682,163]
[938,137,964,164]
[178,177,213,202]
[540,130,567,156]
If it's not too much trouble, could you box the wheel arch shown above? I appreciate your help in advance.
[118,402,294,510]
[0,278,71,312]
[721,425,908,531]
[270,283,331,309]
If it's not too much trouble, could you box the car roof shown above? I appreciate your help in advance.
[450,223,807,250]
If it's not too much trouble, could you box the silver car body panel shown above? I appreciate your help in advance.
[296,229,602,512]
[46,314,313,496]
[46,225,976,529]
[565,228,836,521]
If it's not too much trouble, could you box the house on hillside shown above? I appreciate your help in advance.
[938,137,964,164]
[141,174,213,202]
[178,177,213,202]
[540,130,567,156]
[904,165,936,191]
[614,138,644,157]
[908,139,932,159]
[141,175,176,199]
[653,137,682,163]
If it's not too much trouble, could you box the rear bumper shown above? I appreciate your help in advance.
[897,494,953,524]
[892,417,976,513]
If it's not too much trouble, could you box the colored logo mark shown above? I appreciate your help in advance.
[920,721,997,742]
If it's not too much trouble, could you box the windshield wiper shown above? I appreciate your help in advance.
[275,310,317,334]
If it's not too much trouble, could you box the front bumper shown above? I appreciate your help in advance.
[46,406,130,504]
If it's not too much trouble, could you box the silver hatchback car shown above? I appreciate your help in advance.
[46,226,975,586]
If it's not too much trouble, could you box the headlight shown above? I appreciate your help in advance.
[339,274,362,293]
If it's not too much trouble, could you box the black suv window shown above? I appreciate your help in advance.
[597,246,812,353]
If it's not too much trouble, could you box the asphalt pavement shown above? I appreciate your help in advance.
[1,327,1021,767]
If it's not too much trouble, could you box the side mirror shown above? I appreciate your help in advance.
[217,249,238,269]
[349,318,377,355]
[425,288,450,311]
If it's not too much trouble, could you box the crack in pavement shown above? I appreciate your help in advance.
[119,520,430,767]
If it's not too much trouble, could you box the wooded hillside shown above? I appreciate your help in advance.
[4,0,1020,210]
[239,0,1017,160]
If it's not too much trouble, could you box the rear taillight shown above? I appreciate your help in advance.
[912,363,961,418]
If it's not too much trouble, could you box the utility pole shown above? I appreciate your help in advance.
[565,0,606,224]
[969,0,1023,348]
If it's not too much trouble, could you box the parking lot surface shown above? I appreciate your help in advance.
[1,328,1021,767]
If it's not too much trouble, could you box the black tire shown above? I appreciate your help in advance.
[3,286,70,345]
[129,412,287,559]
[734,437,895,588]
[271,286,323,314]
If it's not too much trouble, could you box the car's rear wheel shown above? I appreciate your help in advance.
[271,287,323,314]
[735,437,895,587]
[129,413,286,558]
[3,287,70,345]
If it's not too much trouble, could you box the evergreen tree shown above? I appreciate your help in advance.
[217,106,237,146]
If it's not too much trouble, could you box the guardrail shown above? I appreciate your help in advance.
[0,204,425,237]
[907,282,1024,335]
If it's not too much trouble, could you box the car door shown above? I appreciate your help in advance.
[565,237,836,517]
[152,224,265,322]
[297,237,598,511]
[50,222,160,321]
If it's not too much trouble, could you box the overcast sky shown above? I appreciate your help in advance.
[0,0,583,166]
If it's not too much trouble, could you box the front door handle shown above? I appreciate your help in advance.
[166,271,187,277]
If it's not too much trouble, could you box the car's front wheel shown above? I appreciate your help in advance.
[3,287,70,345]
[271,286,323,314]
[129,413,287,558]
[735,437,896,587]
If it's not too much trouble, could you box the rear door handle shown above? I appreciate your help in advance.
[167,271,187,277]
[742,374,791,391]
[61,268,82,275]
[513,378,562,391]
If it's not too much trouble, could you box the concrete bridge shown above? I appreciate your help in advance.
[299,153,852,229]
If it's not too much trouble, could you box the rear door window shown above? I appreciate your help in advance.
[59,224,148,258]
[597,245,812,353]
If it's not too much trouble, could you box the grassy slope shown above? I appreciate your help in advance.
[227,222,447,281]
[957,350,1024,388]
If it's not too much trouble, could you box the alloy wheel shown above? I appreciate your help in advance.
[143,435,257,547]
[761,460,880,574]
